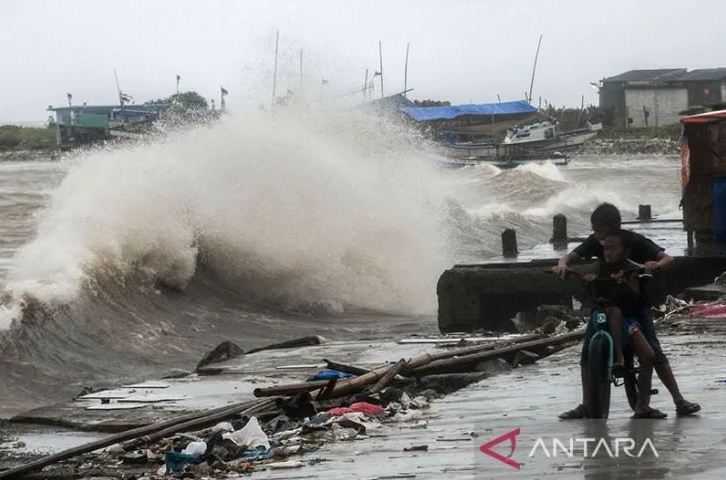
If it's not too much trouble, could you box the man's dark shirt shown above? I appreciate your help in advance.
[572,230,664,263]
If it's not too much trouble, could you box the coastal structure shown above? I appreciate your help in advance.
[599,68,726,128]
[680,109,726,250]
[47,104,169,148]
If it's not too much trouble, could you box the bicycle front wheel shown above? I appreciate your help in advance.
[587,332,612,419]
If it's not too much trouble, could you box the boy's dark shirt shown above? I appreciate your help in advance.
[572,230,664,263]
[593,260,645,316]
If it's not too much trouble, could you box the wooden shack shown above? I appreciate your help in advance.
[680,110,726,250]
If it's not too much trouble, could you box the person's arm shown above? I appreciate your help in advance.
[553,236,597,278]
[644,251,673,272]
[553,252,582,278]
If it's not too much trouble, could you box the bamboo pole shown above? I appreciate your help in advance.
[412,331,584,376]
[253,380,333,398]
[126,398,276,449]
[405,333,542,371]
[368,359,406,394]
[319,363,393,399]
[0,399,274,480]
[324,359,370,376]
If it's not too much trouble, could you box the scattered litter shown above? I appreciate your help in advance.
[308,369,354,381]
[222,416,271,450]
[328,402,385,417]
[690,303,726,318]
[268,460,305,469]
[181,440,207,457]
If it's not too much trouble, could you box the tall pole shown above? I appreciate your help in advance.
[299,48,304,93]
[176,74,180,96]
[528,34,543,104]
[363,68,369,100]
[114,68,124,107]
[403,42,410,97]
[378,40,384,99]
[272,30,280,105]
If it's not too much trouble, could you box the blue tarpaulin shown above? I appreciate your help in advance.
[400,100,537,122]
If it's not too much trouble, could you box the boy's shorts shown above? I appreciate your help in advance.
[580,316,641,366]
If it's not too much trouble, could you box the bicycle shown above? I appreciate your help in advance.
[553,266,658,419]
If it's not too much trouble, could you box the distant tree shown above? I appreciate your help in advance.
[146,91,208,110]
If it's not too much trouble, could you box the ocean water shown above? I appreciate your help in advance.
[0,110,681,415]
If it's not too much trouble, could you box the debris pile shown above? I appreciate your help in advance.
[0,331,584,479]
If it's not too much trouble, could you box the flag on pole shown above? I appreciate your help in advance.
[176,74,181,82]
[220,87,229,96]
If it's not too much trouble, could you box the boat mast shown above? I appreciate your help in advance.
[272,29,280,105]
[113,69,124,108]
[403,42,410,97]
[378,40,384,98]
[363,68,369,100]
[528,34,543,104]
[299,48,304,94]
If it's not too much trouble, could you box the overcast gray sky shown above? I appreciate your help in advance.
[2,0,724,122]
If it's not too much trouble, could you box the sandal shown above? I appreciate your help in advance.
[632,407,667,419]
[675,399,701,416]
[559,404,588,420]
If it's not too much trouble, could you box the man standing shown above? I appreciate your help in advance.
[555,203,701,418]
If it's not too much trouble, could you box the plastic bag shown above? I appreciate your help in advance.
[222,416,271,450]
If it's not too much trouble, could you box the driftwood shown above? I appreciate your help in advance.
[125,398,275,449]
[317,364,393,399]
[246,336,323,355]
[367,359,407,394]
[405,333,543,371]
[323,358,370,376]
[412,331,584,375]
[0,399,275,480]
[253,380,332,398]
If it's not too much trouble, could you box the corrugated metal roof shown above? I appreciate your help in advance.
[400,101,537,122]
[603,69,686,83]
[677,68,726,81]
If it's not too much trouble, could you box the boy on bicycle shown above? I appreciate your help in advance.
[555,203,700,419]
[582,231,659,418]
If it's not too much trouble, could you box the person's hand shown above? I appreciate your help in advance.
[552,264,568,279]
[610,270,625,283]
[644,261,659,273]
[583,273,597,282]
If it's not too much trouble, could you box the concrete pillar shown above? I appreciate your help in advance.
[638,204,652,221]
[502,229,518,258]
[552,214,568,250]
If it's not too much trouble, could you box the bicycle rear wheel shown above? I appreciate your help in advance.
[587,332,612,419]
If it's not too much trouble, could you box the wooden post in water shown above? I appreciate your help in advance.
[638,204,652,221]
[552,214,568,250]
[502,229,518,258]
